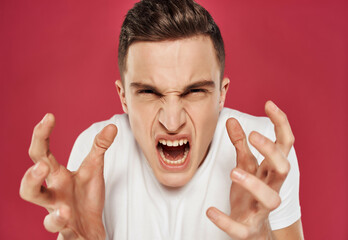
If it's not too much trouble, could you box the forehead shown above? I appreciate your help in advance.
[125,36,220,87]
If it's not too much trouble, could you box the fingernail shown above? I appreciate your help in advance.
[232,169,246,181]
[269,101,278,112]
[32,162,43,177]
[207,209,219,221]
[40,114,48,125]
[55,209,61,218]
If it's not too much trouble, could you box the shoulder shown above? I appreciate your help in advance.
[219,107,274,140]
[214,108,276,163]
[76,113,130,144]
[67,113,131,171]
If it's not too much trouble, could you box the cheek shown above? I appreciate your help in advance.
[186,93,220,122]
[128,97,158,122]
[199,107,219,138]
[127,99,159,147]
[129,97,160,115]
[186,94,220,140]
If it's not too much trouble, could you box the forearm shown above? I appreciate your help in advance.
[57,231,106,240]
[272,219,304,240]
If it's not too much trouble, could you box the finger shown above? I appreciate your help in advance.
[230,168,281,211]
[79,124,118,178]
[28,113,60,173]
[226,118,258,173]
[43,205,70,233]
[249,131,290,184]
[206,207,250,239]
[19,161,53,207]
[57,233,64,240]
[265,100,295,156]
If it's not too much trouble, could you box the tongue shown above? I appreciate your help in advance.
[162,145,186,160]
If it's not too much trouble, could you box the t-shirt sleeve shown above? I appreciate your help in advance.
[67,125,98,171]
[262,120,302,230]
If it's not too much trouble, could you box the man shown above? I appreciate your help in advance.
[20,0,304,239]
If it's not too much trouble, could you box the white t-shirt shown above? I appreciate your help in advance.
[67,108,301,240]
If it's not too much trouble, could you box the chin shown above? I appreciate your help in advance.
[156,171,194,188]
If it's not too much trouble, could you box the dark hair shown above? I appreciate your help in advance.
[118,0,225,81]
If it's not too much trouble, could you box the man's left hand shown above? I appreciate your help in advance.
[206,101,295,239]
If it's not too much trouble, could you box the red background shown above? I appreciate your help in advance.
[1,0,347,239]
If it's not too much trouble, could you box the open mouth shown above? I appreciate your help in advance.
[157,138,190,167]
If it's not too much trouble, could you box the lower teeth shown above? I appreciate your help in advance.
[159,147,189,165]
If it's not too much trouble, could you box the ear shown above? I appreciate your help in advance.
[115,80,128,113]
[219,77,230,111]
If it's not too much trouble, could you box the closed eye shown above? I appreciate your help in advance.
[189,89,207,93]
[137,89,162,97]
[138,89,155,94]
[181,88,208,97]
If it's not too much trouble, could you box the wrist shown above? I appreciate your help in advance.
[58,228,105,240]
[263,220,275,240]
[82,226,106,240]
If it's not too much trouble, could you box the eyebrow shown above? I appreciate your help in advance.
[130,80,215,93]
[183,80,215,91]
[130,82,160,92]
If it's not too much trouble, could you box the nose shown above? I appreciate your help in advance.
[158,98,186,133]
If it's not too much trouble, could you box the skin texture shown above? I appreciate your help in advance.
[19,36,304,239]
[115,36,229,187]
[20,114,117,240]
[206,101,304,239]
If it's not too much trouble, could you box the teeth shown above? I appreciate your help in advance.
[179,139,183,146]
[158,138,188,147]
[159,146,189,165]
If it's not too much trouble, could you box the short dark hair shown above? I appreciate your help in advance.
[118,0,225,81]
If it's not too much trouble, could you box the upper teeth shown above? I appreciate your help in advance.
[159,138,188,147]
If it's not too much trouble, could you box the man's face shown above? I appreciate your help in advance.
[116,36,229,187]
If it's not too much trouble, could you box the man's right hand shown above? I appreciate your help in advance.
[20,113,117,240]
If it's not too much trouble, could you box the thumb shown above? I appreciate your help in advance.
[226,118,258,173]
[79,124,117,177]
